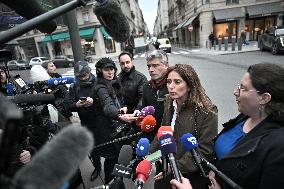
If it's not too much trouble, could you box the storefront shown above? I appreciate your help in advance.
[245,2,283,41]
[100,27,116,54]
[213,7,244,43]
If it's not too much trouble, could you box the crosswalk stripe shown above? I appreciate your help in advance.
[172,52,180,54]
[179,50,189,54]
[133,55,138,59]
[140,53,146,58]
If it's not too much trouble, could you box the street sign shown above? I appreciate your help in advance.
[188,24,193,32]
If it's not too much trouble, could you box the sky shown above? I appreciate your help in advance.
[138,0,158,35]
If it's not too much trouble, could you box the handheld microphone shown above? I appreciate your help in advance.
[47,77,75,86]
[156,126,173,178]
[139,106,155,117]
[135,160,152,189]
[159,134,182,183]
[140,115,156,133]
[136,138,150,158]
[2,0,57,34]
[12,125,94,189]
[181,133,212,186]
[93,0,130,42]
[112,145,133,179]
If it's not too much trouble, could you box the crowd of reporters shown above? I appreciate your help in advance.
[1,49,284,189]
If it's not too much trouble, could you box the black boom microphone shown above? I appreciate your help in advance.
[93,0,130,42]
[2,0,57,34]
[8,94,55,105]
[12,125,94,189]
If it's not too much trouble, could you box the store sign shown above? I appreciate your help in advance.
[188,24,193,32]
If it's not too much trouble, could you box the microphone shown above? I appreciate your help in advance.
[181,133,212,186]
[2,0,57,34]
[136,138,150,158]
[9,94,55,105]
[47,77,75,86]
[157,126,174,140]
[158,134,182,183]
[12,125,94,189]
[139,106,155,117]
[140,115,156,133]
[156,126,173,178]
[93,0,130,42]
[135,160,152,189]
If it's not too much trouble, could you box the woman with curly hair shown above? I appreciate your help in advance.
[150,64,218,189]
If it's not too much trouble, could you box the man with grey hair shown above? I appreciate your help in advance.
[142,50,169,142]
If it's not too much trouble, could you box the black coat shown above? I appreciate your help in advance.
[142,81,168,142]
[118,67,147,113]
[215,114,284,189]
[92,83,124,158]
[68,75,98,126]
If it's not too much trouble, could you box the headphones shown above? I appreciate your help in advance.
[95,57,117,77]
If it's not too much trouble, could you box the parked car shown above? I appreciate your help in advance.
[52,55,75,68]
[157,38,172,53]
[7,60,30,70]
[259,26,284,55]
[29,57,51,66]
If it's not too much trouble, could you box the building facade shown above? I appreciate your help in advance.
[155,0,284,48]
[0,0,148,61]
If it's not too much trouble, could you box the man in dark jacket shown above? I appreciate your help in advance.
[142,50,169,142]
[68,60,101,182]
[117,51,147,114]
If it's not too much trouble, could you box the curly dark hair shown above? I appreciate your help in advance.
[167,64,215,113]
[247,63,284,122]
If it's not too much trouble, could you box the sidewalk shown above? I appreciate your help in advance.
[174,41,259,55]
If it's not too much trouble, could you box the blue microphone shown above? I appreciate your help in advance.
[136,138,150,158]
[159,134,182,183]
[47,77,75,86]
[181,133,212,186]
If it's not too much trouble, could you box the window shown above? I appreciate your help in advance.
[226,0,239,4]
[84,39,96,55]
[104,39,116,54]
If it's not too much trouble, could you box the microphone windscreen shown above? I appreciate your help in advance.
[2,0,57,33]
[13,94,55,105]
[136,160,152,180]
[30,65,51,82]
[117,145,133,166]
[93,0,130,42]
[158,134,177,156]
[13,125,94,189]
[181,133,198,151]
[140,115,156,133]
[157,126,174,140]
[136,138,150,158]
[139,106,155,117]
[47,77,75,86]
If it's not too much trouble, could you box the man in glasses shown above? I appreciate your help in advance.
[142,50,169,142]
[68,60,101,182]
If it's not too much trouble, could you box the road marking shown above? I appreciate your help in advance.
[133,55,138,59]
[179,50,189,54]
[140,53,146,58]
[172,52,180,54]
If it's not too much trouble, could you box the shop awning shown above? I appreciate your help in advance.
[246,2,284,18]
[43,28,95,42]
[213,7,244,22]
[174,18,189,30]
[183,15,198,27]
[100,26,112,39]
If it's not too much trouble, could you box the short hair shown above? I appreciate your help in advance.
[118,51,133,61]
[146,50,168,64]
[41,60,53,69]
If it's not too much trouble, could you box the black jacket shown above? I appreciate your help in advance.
[118,67,147,113]
[142,81,168,142]
[215,114,284,189]
[68,75,98,126]
[92,83,124,158]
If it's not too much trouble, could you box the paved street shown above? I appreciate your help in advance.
[9,49,284,189]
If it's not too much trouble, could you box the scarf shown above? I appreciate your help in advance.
[150,75,167,90]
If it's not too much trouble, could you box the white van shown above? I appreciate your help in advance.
[157,38,171,53]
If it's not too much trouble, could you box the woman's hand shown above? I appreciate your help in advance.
[170,177,193,189]
[76,97,93,108]
[118,114,137,123]
[153,172,163,181]
[208,171,222,189]
[19,150,31,164]
[120,107,128,114]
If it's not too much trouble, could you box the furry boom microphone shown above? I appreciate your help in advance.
[93,0,130,42]
[2,0,57,34]
[12,126,94,189]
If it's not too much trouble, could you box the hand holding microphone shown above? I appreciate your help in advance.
[135,160,152,189]
[170,177,193,189]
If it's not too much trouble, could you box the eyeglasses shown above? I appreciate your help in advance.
[236,84,260,94]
